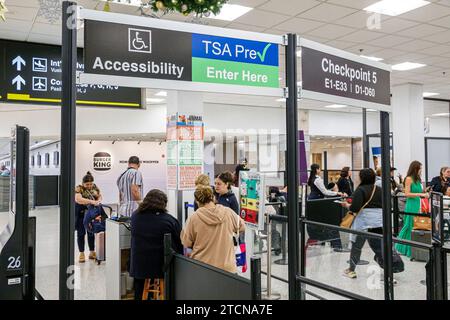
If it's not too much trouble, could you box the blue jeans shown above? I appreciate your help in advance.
[75,206,94,253]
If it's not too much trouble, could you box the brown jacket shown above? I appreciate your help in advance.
[181,204,245,274]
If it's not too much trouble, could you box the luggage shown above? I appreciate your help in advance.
[95,231,106,265]
[410,230,431,262]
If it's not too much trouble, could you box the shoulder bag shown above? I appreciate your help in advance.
[340,185,377,229]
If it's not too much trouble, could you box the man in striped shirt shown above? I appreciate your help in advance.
[117,156,144,216]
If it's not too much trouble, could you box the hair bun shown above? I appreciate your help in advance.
[194,186,215,205]
[86,171,92,176]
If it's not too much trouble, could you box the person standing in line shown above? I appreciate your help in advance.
[430,167,450,193]
[396,161,430,257]
[337,167,354,197]
[181,186,245,274]
[75,172,102,263]
[130,189,183,300]
[375,167,383,188]
[193,174,211,211]
[214,171,239,214]
[117,156,144,217]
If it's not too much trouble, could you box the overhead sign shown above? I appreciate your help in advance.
[82,17,280,93]
[0,40,142,108]
[300,38,391,112]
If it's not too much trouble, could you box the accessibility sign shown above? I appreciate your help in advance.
[83,19,279,89]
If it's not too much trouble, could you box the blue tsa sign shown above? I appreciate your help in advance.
[192,34,279,67]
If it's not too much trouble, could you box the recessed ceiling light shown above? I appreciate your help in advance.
[364,0,430,16]
[391,62,426,71]
[367,109,377,112]
[360,55,384,62]
[276,98,286,102]
[325,104,347,109]
[298,81,303,86]
[432,113,450,117]
[423,92,439,97]
[147,98,165,103]
[155,91,167,97]
[208,4,253,21]
[297,50,302,57]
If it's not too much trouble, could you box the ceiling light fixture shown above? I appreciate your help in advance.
[432,113,450,117]
[360,55,384,62]
[276,98,286,102]
[208,4,252,21]
[423,92,439,97]
[297,50,302,57]
[155,91,167,97]
[364,0,430,17]
[325,104,347,109]
[391,62,426,71]
[147,98,165,103]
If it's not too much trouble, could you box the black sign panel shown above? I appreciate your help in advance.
[431,192,444,243]
[0,40,142,108]
[301,46,391,107]
[84,20,192,81]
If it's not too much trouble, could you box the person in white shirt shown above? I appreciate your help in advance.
[307,164,346,200]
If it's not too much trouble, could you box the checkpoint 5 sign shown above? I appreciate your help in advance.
[84,20,279,88]
[300,39,391,111]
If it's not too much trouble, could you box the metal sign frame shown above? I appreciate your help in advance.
[298,38,392,112]
[77,7,284,97]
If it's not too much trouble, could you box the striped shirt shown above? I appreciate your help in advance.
[117,168,143,216]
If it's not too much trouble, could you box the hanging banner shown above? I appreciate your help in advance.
[300,38,391,112]
[80,9,282,96]
[239,171,265,230]
[0,40,142,108]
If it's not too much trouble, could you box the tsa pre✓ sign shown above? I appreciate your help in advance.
[84,20,279,89]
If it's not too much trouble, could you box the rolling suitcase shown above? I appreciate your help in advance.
[410,230,431,262]
[95,231,106,265]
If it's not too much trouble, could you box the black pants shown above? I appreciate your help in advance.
[349,227,383,271]
[134,278,145,300]
[75,211,95,253]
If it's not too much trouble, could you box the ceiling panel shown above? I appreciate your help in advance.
[259,0,321,16]
[425,30,450,44]
[298,3,357,23]
[428,13,450,27]
[334,10,389,29]
[272,17,323,34]
[4,6,39,21]
[399,3,450,22]
[27,32,61,45]
[397,23,447,39]
[371,48,407,59]
[345,43,385,55]
[30,22,61,37]
[393,39,436,51]
[369,34,412,48]
[0,18,34,33]
[228,0,269,7]
[325,39,357,50]
[4,0,40,8]
[337,29,384,43]
[226,22,266,33]
[375,18,419,34]
[419,45,450,56]
[325,0,379,10]
[0,29,28,41]
[234,9,290,28]
[306,24,355,40]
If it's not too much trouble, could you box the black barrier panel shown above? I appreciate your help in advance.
[34,176,59,207]
[305,198,343,243]
[172,254,253,300]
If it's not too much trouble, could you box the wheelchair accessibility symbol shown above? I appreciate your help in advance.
[128,28,151,53]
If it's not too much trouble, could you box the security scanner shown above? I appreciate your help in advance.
[0,126,36,300]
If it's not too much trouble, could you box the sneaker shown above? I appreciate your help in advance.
[89,251,96,260]
[343,268,357,279]
[79,252,86,263]
[333,247,351,253]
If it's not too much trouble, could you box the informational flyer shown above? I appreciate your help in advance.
[166,113,204,190]
[239,171,265,230]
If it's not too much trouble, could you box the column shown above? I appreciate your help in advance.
[166,91,204,225]
[392,83,425,177]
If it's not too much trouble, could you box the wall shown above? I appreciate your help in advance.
[427,117,450,138]
[29,141,60,176]
[310,143,352,170]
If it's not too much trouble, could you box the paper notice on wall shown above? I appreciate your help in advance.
[179,165,203,189]
[167,165,178,189]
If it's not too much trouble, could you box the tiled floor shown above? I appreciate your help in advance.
[0,208,448,300]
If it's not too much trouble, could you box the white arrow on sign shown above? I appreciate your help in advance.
[12,56,26,71]
[12,75,26,90]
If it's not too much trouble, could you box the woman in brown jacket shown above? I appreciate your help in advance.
[181,186,245,274]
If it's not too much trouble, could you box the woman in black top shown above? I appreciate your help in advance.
[214,171,239,214]
[337,167,354,197]
[130,189,183,300]
[340,168,383,279]
[430,167,450,193]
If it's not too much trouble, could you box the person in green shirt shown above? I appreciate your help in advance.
[396,161,430,257]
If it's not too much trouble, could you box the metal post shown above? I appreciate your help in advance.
[262,215,280,300]
[393,196,400,237]
[323,151,328,186]
[163,233,172,300]
[60,0,77,300]
[250,257,262,300]
[380,111,394,300]
[285,33,300,300]
[274,204,288,265]
[363,108,370,168]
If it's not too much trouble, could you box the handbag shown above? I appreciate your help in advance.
[413,216,432,231]
[233,214,247,272]
[340,185,377,229]
[420,198,430,214]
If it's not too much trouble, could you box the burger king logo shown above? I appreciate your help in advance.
[93,152,112,171]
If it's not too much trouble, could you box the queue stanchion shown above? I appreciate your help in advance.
[262,213,281,300]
